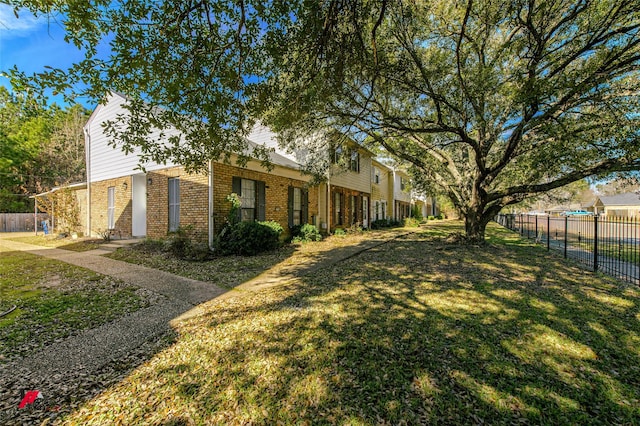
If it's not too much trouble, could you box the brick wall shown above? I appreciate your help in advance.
[330,185,370,230]
[146,167,209,240]
[212,163,318,236]
[90,163,319,241]
[90,177,132,237]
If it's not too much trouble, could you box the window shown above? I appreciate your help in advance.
[373,167,380,184]
[240,178,256,221]
[288,187,308,227]
[232,177,266,221]
[107,186,115,229]
[168,178,180,231]
[351,195,358,224]
[350,150,360,173]
[293,188,302,225]
[400,177,406,191]
[333,145,343,164]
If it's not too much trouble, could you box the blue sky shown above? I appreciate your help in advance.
[0,4,93,108]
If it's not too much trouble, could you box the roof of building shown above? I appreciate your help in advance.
[596,192,640,206]
[244,140,302,170]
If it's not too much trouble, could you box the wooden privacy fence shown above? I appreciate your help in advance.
[0,213,49,232]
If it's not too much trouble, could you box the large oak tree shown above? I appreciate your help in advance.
[7,0,640,240]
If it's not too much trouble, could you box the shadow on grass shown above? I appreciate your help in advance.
[63,223,640,424]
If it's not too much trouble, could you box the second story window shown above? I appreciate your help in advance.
[350,150,360,173]
[333,145,343,164]
[373,167,380,184]
[400,176,407,191]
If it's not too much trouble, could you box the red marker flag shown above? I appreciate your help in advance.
[18,390,43,409]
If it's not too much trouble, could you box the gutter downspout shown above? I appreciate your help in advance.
[34,197,37,236]
[208,160,214,249]
[84,127,92,237]
[326,174,331,233]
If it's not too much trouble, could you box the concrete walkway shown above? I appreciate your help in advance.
[0,230,409,417]
[0,236,232,419]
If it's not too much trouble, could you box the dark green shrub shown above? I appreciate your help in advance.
[411,205,424,221]
[427,215,436,221]
[260,220,284,236]
[137,238,165,253]
[371,219,401,229]
[188,241,213,261]
[216,220,283,256]
[333,228,346,236]
[164,226,212,260]
[291,223,322,243]
[165,227,192,258]
[436,213,445,220]
[403,217,421,228]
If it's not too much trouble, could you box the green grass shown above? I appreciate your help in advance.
[9,235,103,252]
[61,222,640,425]
[0,247,147,360]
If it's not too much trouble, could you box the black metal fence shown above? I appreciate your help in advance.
[495,214,640,285]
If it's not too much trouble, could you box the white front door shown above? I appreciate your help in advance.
[131,174,147,237]
[362,196,369,228]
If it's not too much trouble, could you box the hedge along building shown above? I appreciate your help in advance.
[84,92,318,245]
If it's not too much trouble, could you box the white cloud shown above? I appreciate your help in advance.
[0,5,44,37]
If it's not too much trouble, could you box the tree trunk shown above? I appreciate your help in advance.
[463,204,496,243]
[464,213,487,243]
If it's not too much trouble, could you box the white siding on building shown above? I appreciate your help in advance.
[394,171,412,203]
[331,154,372,194]
[85,93,179,183]
[371,161,393,220]
[247,123,301,163]
[247,123,281,151]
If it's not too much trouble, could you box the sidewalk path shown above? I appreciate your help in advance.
[0,237,227,422]
[0,230,411,422]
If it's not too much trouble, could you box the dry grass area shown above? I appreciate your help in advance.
[8,235,103,252]
[55,222,640,424]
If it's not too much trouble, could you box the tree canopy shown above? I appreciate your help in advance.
[6,0,640,239]
[0,87,88,212]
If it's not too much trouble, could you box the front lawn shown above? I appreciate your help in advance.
[8,235,104,252]
[0,247,148,361]
[62,222,640,424]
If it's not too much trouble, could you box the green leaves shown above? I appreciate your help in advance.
[6,0,640,237]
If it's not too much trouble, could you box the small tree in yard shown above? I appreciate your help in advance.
[37,188,81,235]
[7,0,640,242]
